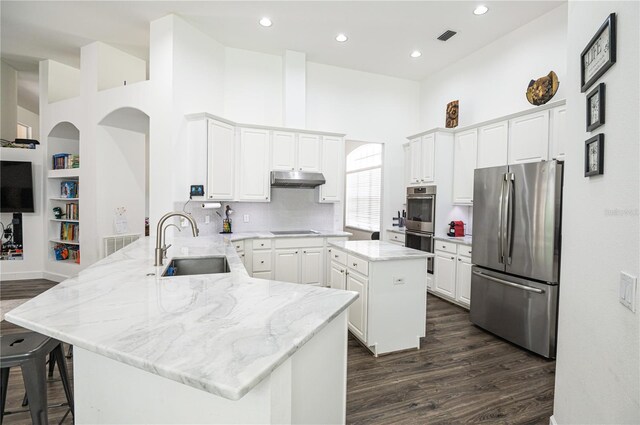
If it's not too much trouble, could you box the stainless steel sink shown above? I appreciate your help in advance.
[161,256,230,277]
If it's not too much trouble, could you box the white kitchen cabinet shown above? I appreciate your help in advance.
[409,138,422,185]
[320,136,343,203]
[271,131,297,171]
[238,128,271,202]
[477,121,508,169]
[420,133,435,183]
[508,111,550,165]
[434,252,456,299]
[346,271,368,342]
[330,261,347,290]
[297,134,321,172]
[300,248,323,285]
[274,249,300,283]
[452,129,478,205]
[455,256,472,307]
[206,120,236,200]
[549,105,567,161]
[426,274,434,290]
[386,230,405,246]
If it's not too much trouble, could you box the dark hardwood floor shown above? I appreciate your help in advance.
[1,280,555,424]
[346,295,556,424]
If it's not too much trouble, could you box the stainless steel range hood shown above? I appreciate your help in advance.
[270,171,326,188]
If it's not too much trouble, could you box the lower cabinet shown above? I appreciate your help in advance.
[346,271,368,342]
[330,261,346,290]
[300,248,323,285]
[455,256,472,306]
[434,252,456,299]
[274,249,300,283]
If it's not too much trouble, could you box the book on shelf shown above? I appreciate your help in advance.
[65,203,79,220]
[52,153,79,170]
[53,243,80,263]
[60,181,78,198]
[60,222,79,242]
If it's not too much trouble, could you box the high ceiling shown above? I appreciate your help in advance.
[1,1,564,113]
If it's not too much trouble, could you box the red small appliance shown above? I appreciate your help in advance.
[447,221,465,237]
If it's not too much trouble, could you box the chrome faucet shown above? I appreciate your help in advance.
[155,212,199,266]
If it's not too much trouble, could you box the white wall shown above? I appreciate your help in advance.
[17,106,40,140]
[552,2,639,424]
[1,60,18,141]
[223,47,283,126]
[419,4,568,129]
[47,60,80,103]
[307,62,420,236]
[97,42,147,91]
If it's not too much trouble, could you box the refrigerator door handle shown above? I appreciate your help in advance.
[505,172,515,265]
[472,270,545,294]
[497,175,506,264]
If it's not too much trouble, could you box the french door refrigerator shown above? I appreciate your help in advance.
[470,160,563,358]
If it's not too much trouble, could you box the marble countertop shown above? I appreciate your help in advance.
[434,235,473,246]
[5,236,357,401]
[329,240,433,261]
[224,230,352,241]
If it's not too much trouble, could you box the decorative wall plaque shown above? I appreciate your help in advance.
[446,100,459,128]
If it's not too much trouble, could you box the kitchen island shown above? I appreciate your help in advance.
[328,240,433,356]
[6,236,357,424]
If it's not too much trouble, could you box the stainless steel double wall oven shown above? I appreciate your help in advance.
[405,186,436,273]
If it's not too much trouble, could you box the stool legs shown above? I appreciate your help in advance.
[52,344,74,415]
[20,357,48,425]
[1,368,9,425]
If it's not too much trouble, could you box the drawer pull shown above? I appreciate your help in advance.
[353,262,357,266]
[335,255,339,258]
[261,260,264,264]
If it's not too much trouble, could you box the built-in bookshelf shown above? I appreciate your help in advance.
[47,122,81,267]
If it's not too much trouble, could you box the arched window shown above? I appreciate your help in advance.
[345,143,382,232]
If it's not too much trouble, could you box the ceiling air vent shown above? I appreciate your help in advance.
[437,30,457,41]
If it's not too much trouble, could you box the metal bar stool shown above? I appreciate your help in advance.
[0,332,74,425]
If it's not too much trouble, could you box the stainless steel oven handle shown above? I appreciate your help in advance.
[472,271,544,294]
[406,195,435,200]
[406,231,433,238]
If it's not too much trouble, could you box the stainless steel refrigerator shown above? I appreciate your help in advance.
[470,160,563,358]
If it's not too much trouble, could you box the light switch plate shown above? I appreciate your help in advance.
[204,215,210,224]
[180,217,188,228]
[243,214,250,223]
[620,272,637,313]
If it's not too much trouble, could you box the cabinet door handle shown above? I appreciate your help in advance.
[451,257,455,260]
[295,251,298,254]
[261,260,264,263]
[303,250,306,253]
[335,255,339,258]
[353,262,357,267]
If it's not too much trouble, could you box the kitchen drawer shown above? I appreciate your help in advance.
[457,244,472,258]
[274,238,323,249]
[347,255,369,277]
[252,239,272,250]
[386,231,405,244]
[252,251,272,272]
[331,249,347,266]
[233,240,245,252]
[252,271,272,280]
[435,240,457,254]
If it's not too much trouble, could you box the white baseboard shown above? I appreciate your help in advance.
[42,272,68,282]
[0,270,45,281]
[550,414,558,425]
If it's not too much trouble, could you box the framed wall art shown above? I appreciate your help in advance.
[581,13,616,92]
[586,82,606,132]
[584,134,604,177]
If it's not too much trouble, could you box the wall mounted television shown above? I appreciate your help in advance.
[1,160,35,213]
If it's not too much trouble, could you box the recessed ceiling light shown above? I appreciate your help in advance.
[410,50,422,58]
[473,5,489,15]
[259,17,272,27]
[335,33,348,42]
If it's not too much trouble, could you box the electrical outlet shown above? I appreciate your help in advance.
[180,217,188,228]
[204,215,210,224]
[393,277,405,285]
[244,214,250,223]
[620,272,637,312]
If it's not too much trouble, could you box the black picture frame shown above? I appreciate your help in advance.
[581,13,616,92]
[584,134,605,177]
[586,83,606,132]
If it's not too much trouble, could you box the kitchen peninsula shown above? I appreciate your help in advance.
[6,236,357,424]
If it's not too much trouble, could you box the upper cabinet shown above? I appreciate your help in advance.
[403,144,411,187]
[452,129,477,205]
[477,121,508,169]
[508,110,550,165]
[238,128,271,202]
[207,120,236,200]
[408,134,436,185]
[320,136,343,203]
[297,134,321,172]
[273,132,321,172]
[271,131,297,171]
[549,105,567,161]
